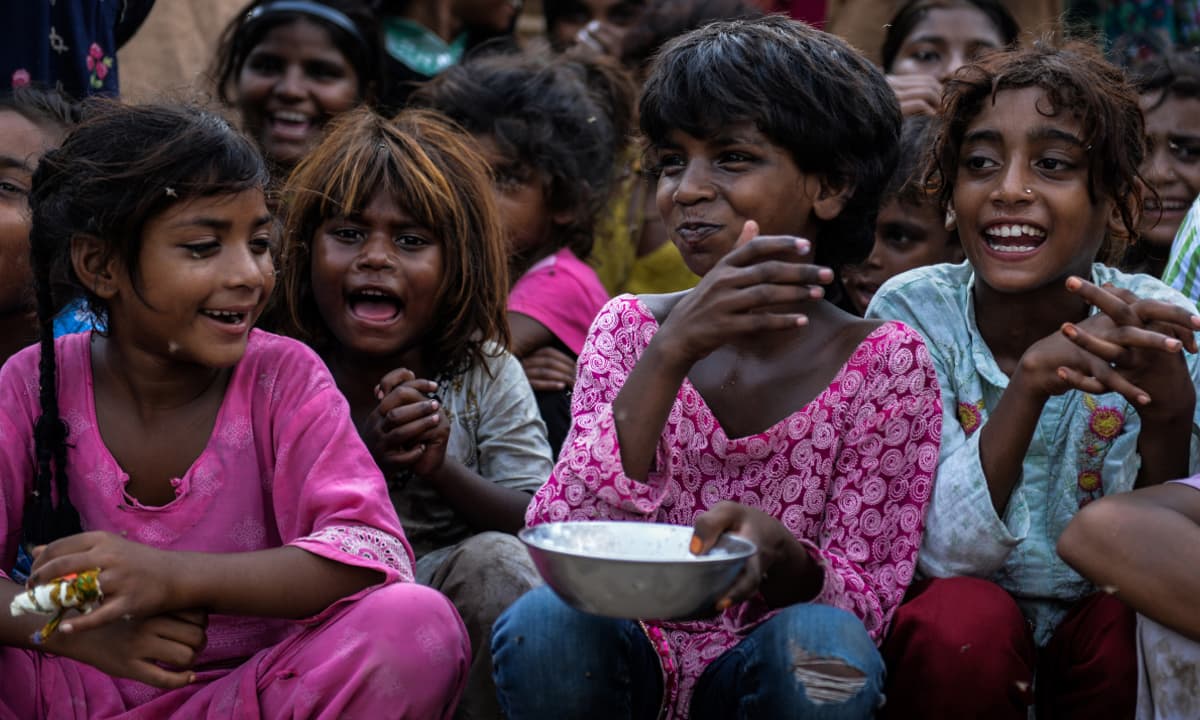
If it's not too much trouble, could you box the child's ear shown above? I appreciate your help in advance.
[1105,196,1136,245]
[70,234,120,300]
[810,176,853,222]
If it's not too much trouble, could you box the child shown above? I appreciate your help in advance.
[491,17,942,720]
[411,51,629,458]
[1120,44,1200,278]
[1164,195,1200,302]
[0,87,78,367]
[278,107,551,720]
[842,114,964,315]
[1058,474,1200,719]
[882,0,1019,116]
[866,41,1200,719]
[0,102,469,717]
[212,0,382,175]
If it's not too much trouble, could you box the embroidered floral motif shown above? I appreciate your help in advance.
[1076,395,1126,507]
[957,399,985,436]
[86,43,113,90]
[305,525,414,581]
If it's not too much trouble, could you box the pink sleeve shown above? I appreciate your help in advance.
[509,250,610,356]
[0,345,39,581]
[264,340,415,585]
[526,296,675,525]
[803,324,942,641]
[1171,476,1200,492]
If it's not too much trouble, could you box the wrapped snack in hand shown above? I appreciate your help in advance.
[10,569,103,643]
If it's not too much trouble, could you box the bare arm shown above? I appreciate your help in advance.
[1058,483,1200,641]
[28,533,383,634]
[423,457,531,534]
[508,312,557,359]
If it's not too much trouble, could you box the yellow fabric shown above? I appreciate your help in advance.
[588,150,700,295]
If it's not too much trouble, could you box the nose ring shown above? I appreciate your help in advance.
[1023,187,1033,195]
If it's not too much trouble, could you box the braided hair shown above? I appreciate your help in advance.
[22,101,268,547]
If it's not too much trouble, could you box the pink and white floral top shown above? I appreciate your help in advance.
[527,296,943,718]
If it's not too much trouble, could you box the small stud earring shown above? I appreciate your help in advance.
[944,208,957,231]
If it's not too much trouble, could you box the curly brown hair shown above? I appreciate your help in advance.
[927,39,1148,262]
[277,107,510,377]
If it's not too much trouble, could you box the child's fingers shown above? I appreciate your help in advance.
[377,368,416,396]
[28,532,102,578]
[382,445,426,468]
[382,397,439,426]
[381,414,443,447]
[130,659,196,690]
[1056,365,1151,406]
[734,220,758,250]
[1066,277,1139,326]
[690,501,742,556]
[1063,322,1182,360]
[724,235,814,269]
[377,386,438,416]
[714,557,764,611]
[59,597,128,634]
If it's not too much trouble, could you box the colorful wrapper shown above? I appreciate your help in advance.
[10,569,103,643]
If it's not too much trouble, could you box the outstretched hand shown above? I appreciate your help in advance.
[361,368,450,478]
[658,221,832,366]
[690,500,815,612]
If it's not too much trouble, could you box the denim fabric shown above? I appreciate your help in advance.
[492,587,885,719]
[690,603,885,719]
[491,586,663,719]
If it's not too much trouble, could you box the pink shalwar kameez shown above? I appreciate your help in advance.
[0,330,470,719]
[526,296,943,718]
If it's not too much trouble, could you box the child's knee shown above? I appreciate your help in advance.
[351,582,471,668]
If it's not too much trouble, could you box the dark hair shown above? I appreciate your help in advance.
[0,86,79,133]
[619,0,763,72]
[886,114,941,207]
[411,50,634,259]
[1117,36,1200,109]
[24,102,269,546]
[212,0,384,104]
[928,40,1146,262]
[279,108,510,377]
[881,0,1020,72]
[640,15,901,272]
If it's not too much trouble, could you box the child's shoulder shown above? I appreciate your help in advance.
[1093,264,1200,314]
[235,330,337,400]
[872,262,972,307]
[631,290,689,325]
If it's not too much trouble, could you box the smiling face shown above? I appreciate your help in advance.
[0,110,60,316]
[102,189,275,368]
[842,197,960,314]
[235,18,360,167]
[652,123,825,277]
[952,86,1112,295]
[890,6,1005,80]
[1138,92,1200,249]
[309,189,445,364]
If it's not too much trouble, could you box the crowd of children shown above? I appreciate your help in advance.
[3,0,1200,718]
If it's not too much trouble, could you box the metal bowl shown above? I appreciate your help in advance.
[519,521,757,620]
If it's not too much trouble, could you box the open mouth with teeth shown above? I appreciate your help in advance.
[268,111,317,142]
[1144,199,1190,214]
[201,309,247,324]
[348,289,402,322]
[983,223,1047,254]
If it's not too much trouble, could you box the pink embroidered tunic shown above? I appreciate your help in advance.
[527,296,943,718]
[0,331,470,717]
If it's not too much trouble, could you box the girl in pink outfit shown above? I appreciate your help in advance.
[491,16,942,720]
[0,102,469,719]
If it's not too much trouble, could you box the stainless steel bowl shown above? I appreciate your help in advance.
[519,521,757,620]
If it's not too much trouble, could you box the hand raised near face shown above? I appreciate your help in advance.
[361,368,449,478]
[657,220,833,366]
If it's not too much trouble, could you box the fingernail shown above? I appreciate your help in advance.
[795,239,810,252]
[689,536,702,554]
[1061,323,1076,338]
[716,597,732,611]
[795,316,809,326]
[429,400,440,410]
[61,623,73,633]
[1139,394,1151,405]
[586,20,601,31]
[1066,277,1081,290]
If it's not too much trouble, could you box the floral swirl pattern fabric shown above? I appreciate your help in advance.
[526,295,943,718]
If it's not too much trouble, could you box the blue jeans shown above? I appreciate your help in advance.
[492,586,885,719]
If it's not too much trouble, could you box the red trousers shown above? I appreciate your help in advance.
[880,577,1136,720]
